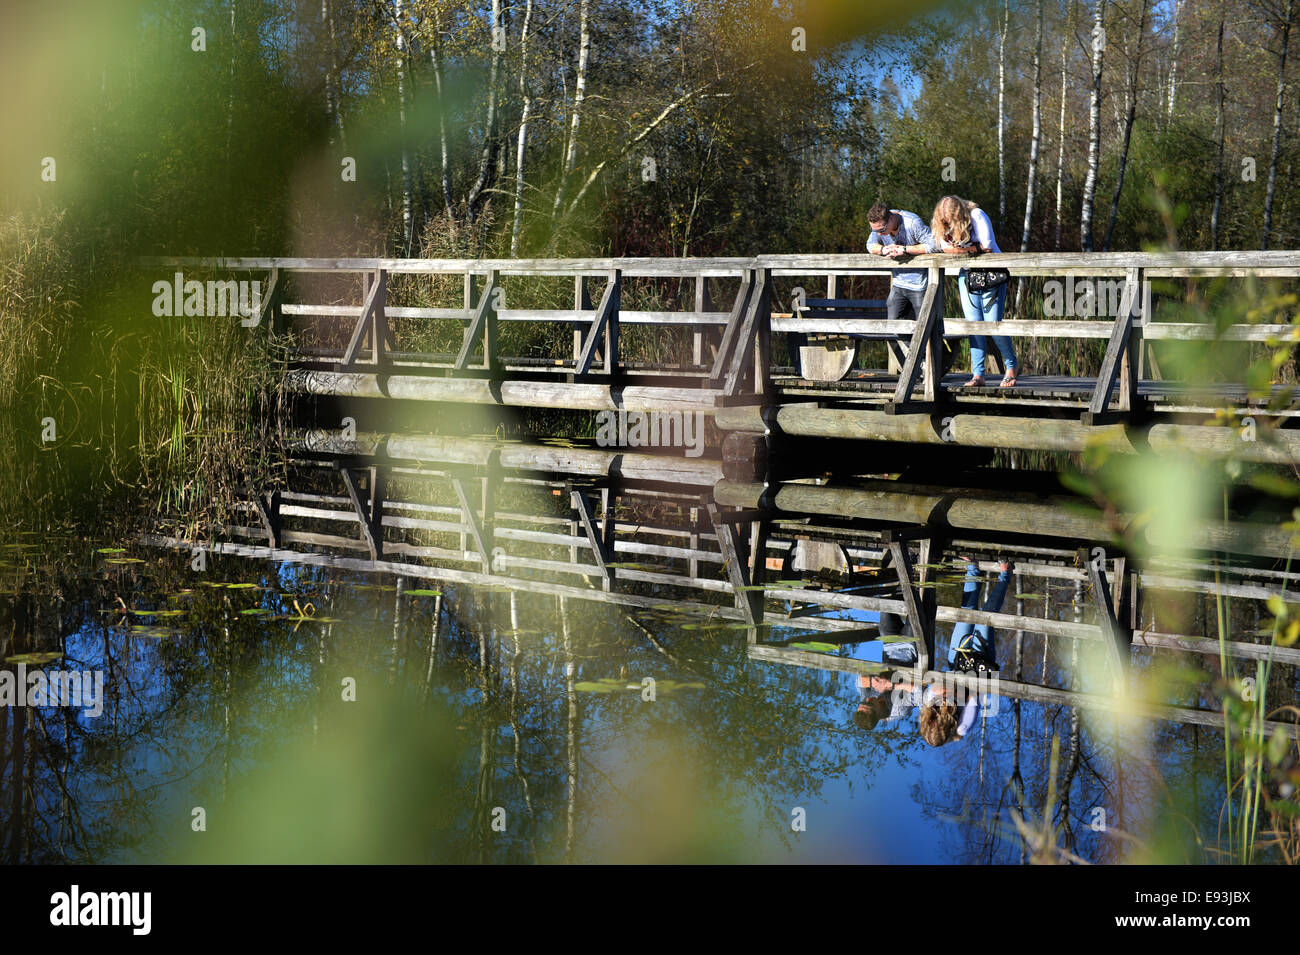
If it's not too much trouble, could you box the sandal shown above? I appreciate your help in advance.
[999,368,1020,388]
[963,375,986,387]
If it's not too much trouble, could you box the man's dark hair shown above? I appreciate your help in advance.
[867,201,892,226]
[854,695,891,732]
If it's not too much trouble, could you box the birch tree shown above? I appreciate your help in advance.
[322,0,347,151]
[466,0,504,225]
[427,7,455,228]
[998,0,1011,228]
[511,0,535,255]
[394,0,414,252]
[1055,0,1075,249]
[1015,0,1045,316]
[1021,0,1045,254]
[552,0,592,224]
[1080,0,1107,252]
[1165,0,1181,125]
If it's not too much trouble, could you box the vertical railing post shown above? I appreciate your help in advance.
[1118,267,1143,412]
[693,274,714,367]
[752,266,772,396]
[1084,265,1143,423]
[574,275,592,363]
[604,269,620,376]
[261,267,283,334]
[484,272,498,371]
[924,266,943,402]
[372,268,388,366]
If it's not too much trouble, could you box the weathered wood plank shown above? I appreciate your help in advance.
[890,267,940,404]
[576,271,620,375]
[144,249,1300,276]
[455,268,498,369]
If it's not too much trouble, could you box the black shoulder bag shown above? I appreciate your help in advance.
[964,248,1009,292]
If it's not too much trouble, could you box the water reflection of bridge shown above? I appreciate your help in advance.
[144,432,1300,739]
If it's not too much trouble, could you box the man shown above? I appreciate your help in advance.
[852,611,922,731]
[865,201,950,377]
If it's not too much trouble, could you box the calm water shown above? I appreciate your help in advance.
[2,448,1280,865]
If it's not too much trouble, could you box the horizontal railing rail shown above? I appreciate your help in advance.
[139,252,1300,416]
[144,250,1300,276]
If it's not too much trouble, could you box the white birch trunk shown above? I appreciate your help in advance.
[1080,0,1107,252]
[1165,0,1181,124]
[1055,0,1074,250]
[430,8,455,228]
[511,0,535,256]
[1021,0,1045,253]
[1211,5,1226,250]
[395,0,414,253]
[998,0,1010,228]
[553,0,591,222]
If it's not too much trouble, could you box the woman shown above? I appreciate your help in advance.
[918,557,1012,747]
[930,196,1021,387]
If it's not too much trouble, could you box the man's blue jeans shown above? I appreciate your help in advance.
[958,274,1016,377]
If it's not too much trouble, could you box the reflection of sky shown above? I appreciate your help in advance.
[15,555,1237,864]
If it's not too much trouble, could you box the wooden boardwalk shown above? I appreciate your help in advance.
[775,370,1300,409]
[141,250,1300,468]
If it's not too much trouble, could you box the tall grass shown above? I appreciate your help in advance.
[0,211,289,546]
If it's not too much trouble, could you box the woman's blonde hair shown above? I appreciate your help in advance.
[931,195,980,247]
[919,699,960,747]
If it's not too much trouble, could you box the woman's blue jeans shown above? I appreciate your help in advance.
[947,563,1009,664]
[958,274,1016,377]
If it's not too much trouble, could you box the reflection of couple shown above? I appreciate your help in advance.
[854,559,1011,746]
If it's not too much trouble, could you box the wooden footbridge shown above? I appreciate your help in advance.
[140,250,1300,736]
[144,431,1300,739]
[146,251,1300,475]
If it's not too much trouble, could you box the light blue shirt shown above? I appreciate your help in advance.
[868,209,934,291]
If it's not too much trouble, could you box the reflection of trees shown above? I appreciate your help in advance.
[907,572,1248,864]
[4,519,1289,863]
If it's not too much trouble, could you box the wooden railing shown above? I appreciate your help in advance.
[145,252,1300,421]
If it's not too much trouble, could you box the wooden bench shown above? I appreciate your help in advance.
[791,297,906,381]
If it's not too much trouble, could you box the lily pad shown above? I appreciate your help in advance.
[5,651,64,664]
[130,626,177,638]
[650,680,707,694]
[574,678,626,693]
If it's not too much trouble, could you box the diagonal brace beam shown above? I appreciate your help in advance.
[576,270,621,375]
[455,269,499,369]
